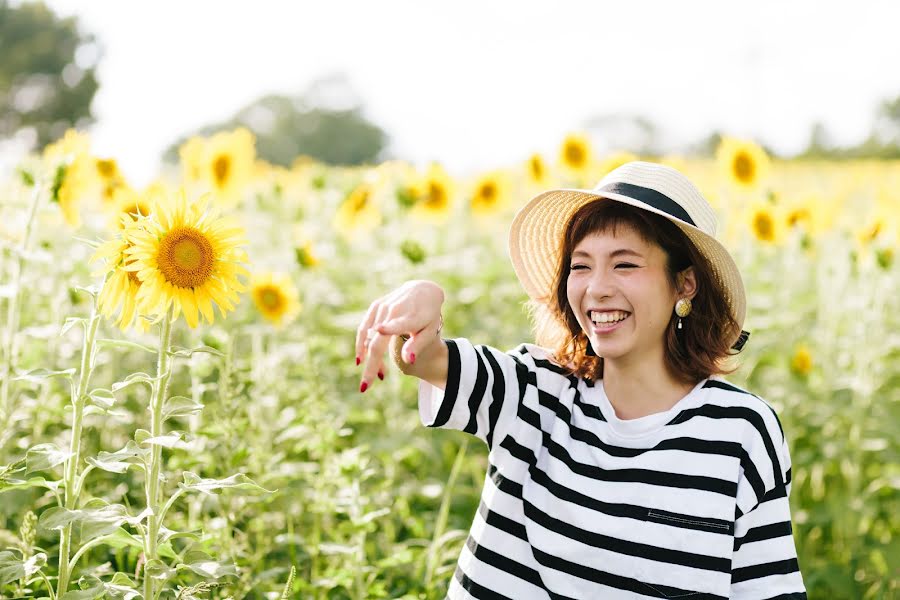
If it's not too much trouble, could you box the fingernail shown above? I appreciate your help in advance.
[360,381,368,393]
[409,352,416,364]
[377,370,384,380]
[356,355,360,366]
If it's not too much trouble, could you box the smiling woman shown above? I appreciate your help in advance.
[359,161,807,598]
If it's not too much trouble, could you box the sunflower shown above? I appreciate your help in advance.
[410,163,454,224]
[790,344,813,377]
[748,203,784,245]
[525,153,548,185]
[92,234,149,332]
[94,157,127,205]
[43,130,95,228]
[106,186,155,230]
[251,272,301,327]
[124,190,249,328]
[333,183,382,239]
[180,128,256,205]
[716,137,770,190]
[469,171,510,217]
[559,133,592,173]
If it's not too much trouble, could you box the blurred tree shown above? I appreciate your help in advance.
[164,75,389,167]
[800,94,900,159]
[0,0,100,149]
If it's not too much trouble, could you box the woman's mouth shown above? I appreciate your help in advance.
[589,310,630,333]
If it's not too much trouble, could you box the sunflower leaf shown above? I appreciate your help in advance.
[111,372,159,393]
[60,317,86,336]
[177,550,237,580]
[167,345,225,358]
[0,549,47,585]
[86,441,149,473]
[162,396,204,421]
[179,472,273,496]
[97,338,157,354]
[13,367,76,383]
[26,443,73,473]
[88,388,116,409]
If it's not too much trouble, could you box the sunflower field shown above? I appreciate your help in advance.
[0,129,897,599]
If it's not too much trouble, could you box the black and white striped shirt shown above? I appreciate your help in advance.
[417,338,807,599]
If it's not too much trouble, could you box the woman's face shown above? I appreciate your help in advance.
[566,224,695,367]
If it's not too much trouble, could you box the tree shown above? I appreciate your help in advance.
[0,0,100,149]
[164,75,389,167]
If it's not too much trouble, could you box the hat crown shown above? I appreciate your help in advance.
[594,161,718,236]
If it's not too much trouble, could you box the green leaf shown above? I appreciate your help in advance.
[162,396,204,421]
[13,367,76,383]
[100,527,144,552]
[86,441,149,473]
[71,285,101,299]
[139,431,190,449]
[177,551,237,580]
[167,345,225,358]
[0,475,63,494]
[111,372,158,393]
[96,338,157,354]
[26,443,73,473]
[60,317,86,336]
[88,388,116,409]
[60,575,105,600]
[38,503,145,542]
[0,549,47,585]
[145,558,176,583]
[179,472,273,496]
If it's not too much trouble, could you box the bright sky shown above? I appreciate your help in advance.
[31,0,900,185]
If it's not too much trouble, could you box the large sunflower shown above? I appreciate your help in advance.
[124,191,249,328]
[716,137,770,190]
[251,272,301,327]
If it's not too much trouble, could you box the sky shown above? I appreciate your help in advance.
[22,0,900,185]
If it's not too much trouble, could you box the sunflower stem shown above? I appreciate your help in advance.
[1,181,44,429]
[56,287,102,596]
[143,310,173,600]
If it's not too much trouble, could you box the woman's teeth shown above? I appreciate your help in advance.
[591,311,629,324]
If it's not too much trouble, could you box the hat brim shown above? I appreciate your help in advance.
[508,187,747,347]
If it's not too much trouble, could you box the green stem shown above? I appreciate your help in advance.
[1,182,44,428]
[143,311,173,600]
[424,438,469,586]
[56,296,102,596]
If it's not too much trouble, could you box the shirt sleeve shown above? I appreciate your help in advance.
[730,406,807,598]
[417,337,533,451]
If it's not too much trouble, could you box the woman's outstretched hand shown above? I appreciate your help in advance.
[355,280,445,392]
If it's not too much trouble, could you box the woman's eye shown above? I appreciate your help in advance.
[570,265,586,270]
[615,263,637,269]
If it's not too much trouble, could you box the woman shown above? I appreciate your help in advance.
[355,161,806,599]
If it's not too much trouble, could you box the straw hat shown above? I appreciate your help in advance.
[508,161,749,351]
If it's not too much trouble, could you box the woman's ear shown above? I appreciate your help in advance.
[677,266,698,299]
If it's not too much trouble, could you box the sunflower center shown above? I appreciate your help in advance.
[96,159,118,179]
[478,183,497,203]
[753,212,774,241]
[565,143,585,167]
[157,226,215,288]
[425,182,446,208]
[530,156,544,179]
[351,190,370,214]
[212,154,231,187]
[733,152,755,183]
[258,286,284,311]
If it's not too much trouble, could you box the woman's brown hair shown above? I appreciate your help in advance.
[524,199,741,385]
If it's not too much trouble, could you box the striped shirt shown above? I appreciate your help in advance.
[417,338,807,599]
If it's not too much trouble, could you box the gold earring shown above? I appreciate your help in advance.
[675,298,692,330]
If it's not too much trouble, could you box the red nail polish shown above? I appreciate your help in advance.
[377,370,384,380]
[409,352,416,364]
[356,356,360,366]
[360,381,368,393]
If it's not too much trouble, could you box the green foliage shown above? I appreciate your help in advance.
[163,76,389,167]
[0,0,100,148]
